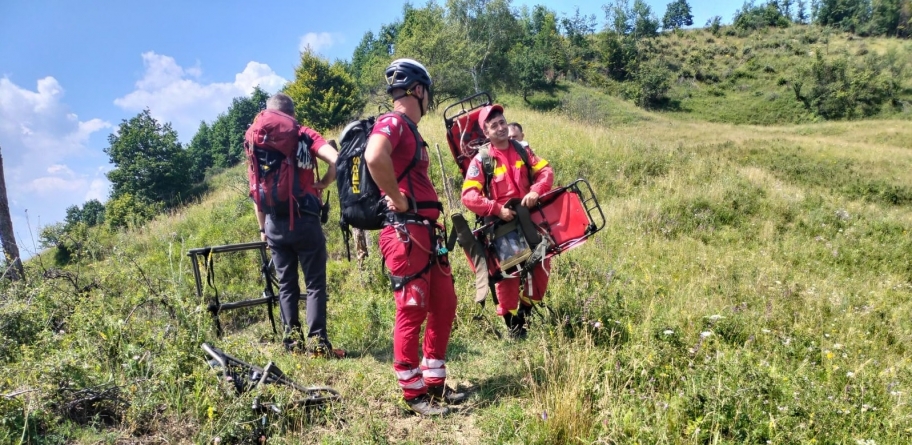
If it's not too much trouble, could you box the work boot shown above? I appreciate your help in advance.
[503,313,528,340]
[309,340,347,359]
[404,393,449,416]
[428,384,467,405]
[282,325,305,353]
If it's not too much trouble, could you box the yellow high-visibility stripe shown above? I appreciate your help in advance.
[531,159,549,173]
[493,165,507,176]
[514,160,525,169]
[462,179,483,191]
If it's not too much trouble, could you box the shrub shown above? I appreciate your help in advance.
[734,1,791,31]
[793,52,898,120]
[627,59,673,108]
[106,193,160,230]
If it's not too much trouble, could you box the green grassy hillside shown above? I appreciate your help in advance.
[596,25,912,125]
[4,90,912,443]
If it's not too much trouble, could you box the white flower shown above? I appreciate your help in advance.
[834,343,844,350]
[762,328,771,333]
[708,314,723,321]
[700,331,713,339]
[847,371,855,378]
[663,330,674,335]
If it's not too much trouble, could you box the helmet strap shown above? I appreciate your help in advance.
[391,87,427,117]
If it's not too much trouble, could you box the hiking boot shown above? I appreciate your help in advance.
[282,325,306,353]
[308,339,346,359]
[503,313,528,340]
[310,345,347,359]
[283,339,304,353]
[428,384,467,405]
[404,393,449,416]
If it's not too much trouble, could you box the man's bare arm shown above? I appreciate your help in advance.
[314,143,338,189]
[364,134,408,212]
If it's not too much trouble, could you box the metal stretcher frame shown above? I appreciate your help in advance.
[188,241,279,337]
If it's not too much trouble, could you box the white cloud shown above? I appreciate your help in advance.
[85,178,110,202]
[114,52,287,141]
[299,32,340,54]
[25,176,86,194]
[47,164,75,176]
[0,76,111,257]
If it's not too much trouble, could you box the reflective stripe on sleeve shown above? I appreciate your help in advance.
[462,179,483,191]
[531,159,549,173]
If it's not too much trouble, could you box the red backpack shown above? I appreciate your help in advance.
[245,109,317,230]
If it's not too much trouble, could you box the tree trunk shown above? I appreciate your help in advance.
[0,146,24,281]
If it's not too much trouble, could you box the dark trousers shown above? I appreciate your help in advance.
[265,214,329,345]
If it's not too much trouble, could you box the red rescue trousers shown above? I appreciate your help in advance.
[495,258,551,316]
[378,222,458,400]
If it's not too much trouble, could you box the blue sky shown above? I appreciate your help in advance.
[0,0,739,257]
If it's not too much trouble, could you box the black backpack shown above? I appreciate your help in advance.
[335,112,425,257]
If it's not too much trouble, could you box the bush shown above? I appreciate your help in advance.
[794,52,898,120]
[627,59,673,108]
[106,193,160,230]
[707,16,723,36]
[734,1,791,31]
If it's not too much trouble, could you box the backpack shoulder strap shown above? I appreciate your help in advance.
[478,144,495,194]
[510,139,534,185]
[390,112,426,183]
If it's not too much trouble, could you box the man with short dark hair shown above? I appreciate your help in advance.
[507,122,528,148]
[252,93,343,358]
[461,105,554,338]
[364,58,465,416]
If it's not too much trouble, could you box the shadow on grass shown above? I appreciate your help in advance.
[450,370,530,415]
[526,84,571,112]
[217,302,282,336]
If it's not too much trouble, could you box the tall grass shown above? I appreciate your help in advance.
[2,90,912,443]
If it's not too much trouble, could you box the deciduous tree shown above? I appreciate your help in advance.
[662,0,694,30]
[283,49,365,132]
[104,109,191,206]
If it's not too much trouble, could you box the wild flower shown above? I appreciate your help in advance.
[663,329,674,335]
[846,371,855,378]
[700,331,713,339]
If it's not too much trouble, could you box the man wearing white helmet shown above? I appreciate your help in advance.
[364,58,465,416]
